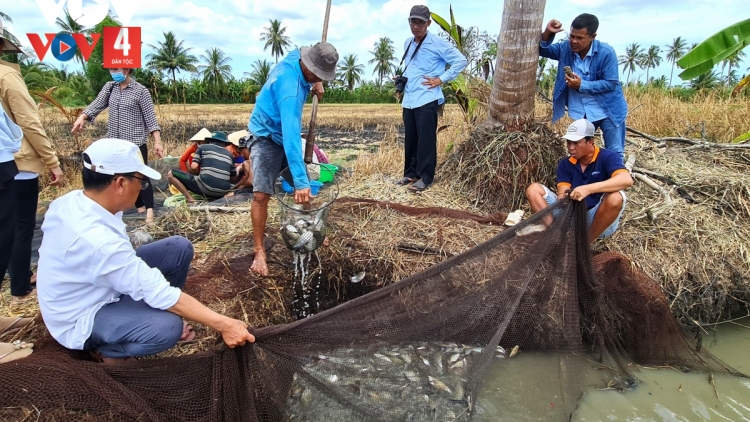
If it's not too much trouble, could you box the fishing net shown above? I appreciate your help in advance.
[0,199,742,421]
[275,164,338,253]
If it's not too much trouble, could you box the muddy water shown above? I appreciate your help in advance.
[475,319,750,421]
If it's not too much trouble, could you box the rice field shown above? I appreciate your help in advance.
[2,89,750,355]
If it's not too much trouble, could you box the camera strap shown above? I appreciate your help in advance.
[398,36,426,73]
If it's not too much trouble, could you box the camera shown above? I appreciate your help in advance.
[394,75,408,93]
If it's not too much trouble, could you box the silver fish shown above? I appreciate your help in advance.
[351,271,366,283]
[284,224,298,234]
[304,237,317,253]
[301,388,313,404]
[448,353,461,364]
[509,345,520,358]
[428,376,452,394]
[451,382,465,402]
[294,231,314,250]
[450,358,466,369]
[403,371,421,383]
[374,353,392,363]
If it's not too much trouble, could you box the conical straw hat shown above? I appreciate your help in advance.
[190,128,212,142]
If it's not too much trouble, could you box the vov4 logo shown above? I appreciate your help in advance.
[27,26,142,68]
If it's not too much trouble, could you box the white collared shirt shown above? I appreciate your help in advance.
[37,190,181,350]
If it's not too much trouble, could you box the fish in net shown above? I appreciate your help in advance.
[0,199,742,421]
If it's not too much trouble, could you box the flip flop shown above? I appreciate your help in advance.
[0,317,33,337]
[11,289,37,307]
[395,177,417,186]
[408,180,429,193]
[0,341,34,364]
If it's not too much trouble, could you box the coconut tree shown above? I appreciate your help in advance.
[260,19,292,64]
[55,9,89,70]
[618,43,644,84]
[690,69,720,91]
[641,45,662,83]
[664,36,688,86]
[488,0,547,125]
[720,49,746,85]
[243,59,273,88]
[197,47,233,97]
[337,53,364,91]
[146,31,198,95]
[368,37,396,88]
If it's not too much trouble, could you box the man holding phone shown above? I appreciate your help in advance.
[540,14,628,161]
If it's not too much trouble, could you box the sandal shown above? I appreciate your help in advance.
[11,289,37,307]
[0,317,33,337]
[395,177,417,186]
[0,340,34,364]
[408,180,429,193]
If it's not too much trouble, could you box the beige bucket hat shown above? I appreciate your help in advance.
[300,42,339,81]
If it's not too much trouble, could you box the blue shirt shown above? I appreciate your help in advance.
[249,49,311,190]
[0,100,22,163]
[567,48,607,123]
[401,31,467,109]
[539,38,628,126]
[556,146,627,209]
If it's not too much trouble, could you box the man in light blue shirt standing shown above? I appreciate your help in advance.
[539,14,628,160]
[395,5,467,193]
[247,42,338,275]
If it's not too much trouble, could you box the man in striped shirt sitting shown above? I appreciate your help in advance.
[168,131,239,202]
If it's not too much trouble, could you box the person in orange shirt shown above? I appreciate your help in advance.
[179,128,211,172]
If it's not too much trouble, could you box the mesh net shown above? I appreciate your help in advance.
[275,164,338,253]
[0,199,742,421]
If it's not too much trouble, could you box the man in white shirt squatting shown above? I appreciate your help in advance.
[37,138,255,363]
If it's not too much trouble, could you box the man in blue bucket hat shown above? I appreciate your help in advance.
[247,42,339,276]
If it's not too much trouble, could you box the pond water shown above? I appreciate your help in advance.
[475,319,750,421]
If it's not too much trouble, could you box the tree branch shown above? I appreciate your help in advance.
[626,126,750,150]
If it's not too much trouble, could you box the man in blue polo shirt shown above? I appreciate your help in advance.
[247,42,338,275]
[524,119,633,242]
[540,13,628,160]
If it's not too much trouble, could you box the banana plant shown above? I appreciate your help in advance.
[677,18,750,81]
[431,6,464,52]
[431,6,475,119]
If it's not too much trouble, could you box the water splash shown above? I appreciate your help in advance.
[292,250,322,319]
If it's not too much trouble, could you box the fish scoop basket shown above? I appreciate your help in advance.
[274,163,339,253]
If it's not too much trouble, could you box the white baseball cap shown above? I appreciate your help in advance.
[562,119,595,142]
[83,138,161,180]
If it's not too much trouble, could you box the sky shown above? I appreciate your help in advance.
[2,0,748,86]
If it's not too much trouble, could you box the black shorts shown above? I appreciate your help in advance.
[171,169,210,197]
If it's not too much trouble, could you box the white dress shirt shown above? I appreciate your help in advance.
[37,190,181,350]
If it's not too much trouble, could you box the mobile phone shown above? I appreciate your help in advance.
[563,66,573,76]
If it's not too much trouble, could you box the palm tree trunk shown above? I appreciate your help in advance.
[669,62,675,87]
[172,69,179,99]
[488,0,547,126]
